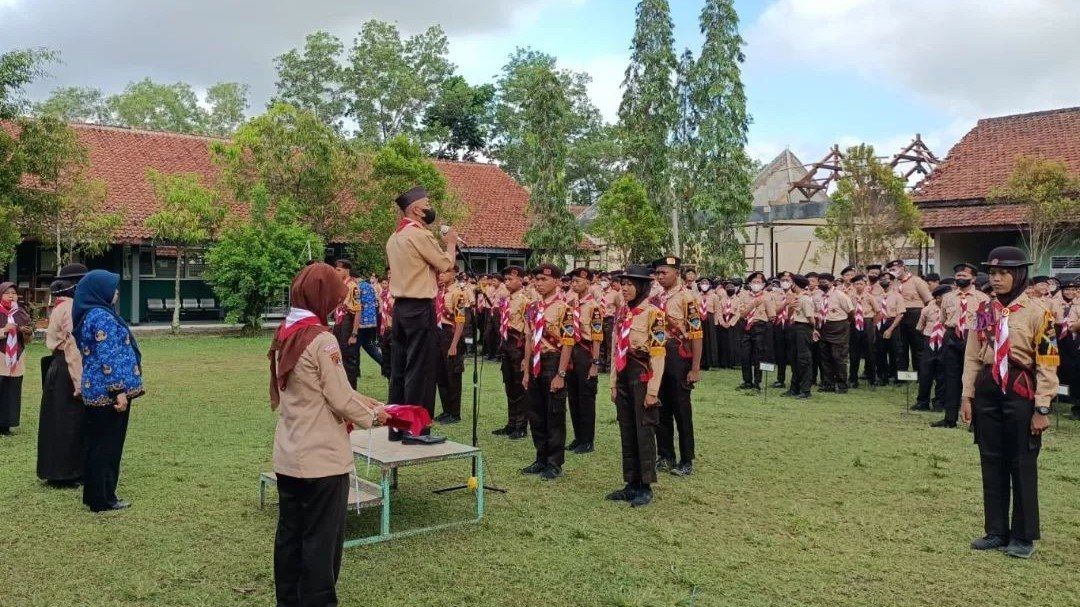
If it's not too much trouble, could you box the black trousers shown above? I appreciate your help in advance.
[657,342,694,464]
[615,357,659,485]
[790,323,814,395]
[740,322,769,386]
[820,320,850,389]
[83,405,130,511]
[274,473,349,607]
[527,353,567,468]
[973,367,1041,541]
[358,327,383,367]
[917,337,945,409]
[332,315,361,389]
[772,322,789,383]
[500,331,528,432]
[848,320,877,385]
[895,308,924,373]
[600,316,615,370]
[567,345,597,444]
[378,331,392,380]
[811,338,823,385]
[436,325,464,417]
[389,298,439,416]
[700,313,715,370]
[1061,332,1079,414]
[716,324,735,368]
[730,320,747,367]
[0,375,22,430]
[875,319,897,384]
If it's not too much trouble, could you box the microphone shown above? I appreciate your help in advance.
[439,224,467,246]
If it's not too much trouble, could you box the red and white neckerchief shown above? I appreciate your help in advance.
[379,289,393,335]
[275,307,322,343]
[877,295,889,329]
[991,299,1024,393]
[614,306,637,373]
[956,292,970,338]
[774,294,789,327]
[817,294,830,329]
[573,294,594,342]
[394,217,423,233]
[436,288,447,327]
[499,296,511,340]
[743,293,763,332]
[530,298,550,377]
[1062,302,1074,340]
[854,297,865,332]
[928,318,945,350]
[722,298,734,323]
[2,302,21,368]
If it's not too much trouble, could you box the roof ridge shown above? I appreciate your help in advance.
[68,121,230,143]
[978,106,1080,125]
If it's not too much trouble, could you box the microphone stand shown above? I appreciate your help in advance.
[435,240,507,495]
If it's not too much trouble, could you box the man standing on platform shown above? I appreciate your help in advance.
[522,264,575,480]
[652,257,703,477]
[885,259,932,375]
[932,262,988,428]
[385,186,457,441]
[566,268,603,454]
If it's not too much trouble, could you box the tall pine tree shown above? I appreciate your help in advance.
[618,0,677,249]
[688,0,753,275]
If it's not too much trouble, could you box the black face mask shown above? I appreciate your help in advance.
[879,280,891,289]
[868,274,879,284]
[820,284,831,293]
[422,208,437,225]
[955,278,972,288]
[725,287,737,296]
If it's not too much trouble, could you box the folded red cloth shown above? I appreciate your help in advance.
[384,405,433,436]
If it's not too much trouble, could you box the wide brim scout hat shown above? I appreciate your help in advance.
[55,263,89,280]
[502,265,525,278]
[532,263,564,279]
[621,264,654,281]
[651,256,681,271]
[932,285,953,298]
[981,246,1033,268]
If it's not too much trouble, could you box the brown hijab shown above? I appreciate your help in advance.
[268,263,348,407]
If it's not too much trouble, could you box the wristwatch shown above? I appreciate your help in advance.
[557,370,567,379]
[1035,406,1052,416]
[591,359,602,366]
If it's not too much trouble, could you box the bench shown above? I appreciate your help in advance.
[258,472,383,511]
[145,297,225,321]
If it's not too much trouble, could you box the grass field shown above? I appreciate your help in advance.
[2,335,1079,607]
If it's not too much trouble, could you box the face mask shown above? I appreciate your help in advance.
[888,268,901,278]
[725,287,737,296]
[700,284,711,292]
[880,280,891,289]
[868,274,879,284]
[1050,285,1059,294]
[780,280,792,291]
[600,280,610,289]
[820,283,831,293]
[955,278,972,288]
[421,208,437,225]
[750,283,764,293]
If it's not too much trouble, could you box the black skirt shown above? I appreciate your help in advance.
[37,353,86,483]
[0,374,22,429]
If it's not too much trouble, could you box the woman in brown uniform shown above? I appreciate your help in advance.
[270,263,389,606]
[606,265,666,507]
[961,247,1059,559]
[0,282,34,436]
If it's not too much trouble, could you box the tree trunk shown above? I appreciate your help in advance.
[172,248,182,335]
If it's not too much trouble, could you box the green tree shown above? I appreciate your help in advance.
[106,78,205,134]
[681,0,753,275]
[424,76,494,160]
[33,86,110,123]
[14,116,121,265]
[205,188,322,333]
[145,170,226,334]
[618,0,678,245]
[0,48,57,119]
[271,31,348,130]
[0,121,25,269]
[815,144,923,269]
[566,122,621,207]
[345,21,454,145]
[349,135,467,274]
[210,103,359,241]
[988,156,1080,269]
[203,82,250,137]
[591,174,666,264]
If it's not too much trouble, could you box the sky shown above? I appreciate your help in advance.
[3,0,1079,169]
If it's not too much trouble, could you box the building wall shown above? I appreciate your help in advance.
[933,230,1080,280]
[742,219,832,275]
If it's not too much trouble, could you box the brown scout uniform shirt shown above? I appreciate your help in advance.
[734,291,776,326]
[962,293,1059,408]
[940,287,989,330]
[916,302,942,337]
[823,289,855,322]
[386,220,454,299]
[44,298,83,388]
[504,289,530,336]
[897,273,932,309]
[789,293,816,324]
[659,286,704,341]
[601,287,624,318]
[439,285,467,328]
[272,332,382,478]
[609,303,667,397]
[573,293,604,348]
[850,291,879,319]
[527,295,575,355]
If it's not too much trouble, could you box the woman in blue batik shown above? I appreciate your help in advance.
[74,270,144,512]
[357,278,384,367]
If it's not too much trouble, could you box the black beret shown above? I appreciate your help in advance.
[746,271,765,283]
[805,271,819,279]
[569,267,594,281]
[1031,275,1050,285]
[532,263,564,279]
[924,273,940,282]
[850,274,867,283]
[502,265,525,278]
[395,186,428,210]
[953,262,978,274]
[865,264,883,271]
[792,274,810,289]
[885,259,905,269]
[840,266,856,275]
[818,273,835,282]
[651,256,681,270]
[932,285,953,298]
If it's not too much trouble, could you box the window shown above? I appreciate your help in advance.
[185,250,207,278]
[39,249,58,274]
[1051,256,1080,271]
[139,247,156,277]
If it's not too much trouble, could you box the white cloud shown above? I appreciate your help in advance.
[750,0,1080,117]
[563,53,628,123]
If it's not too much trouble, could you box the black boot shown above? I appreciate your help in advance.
[630,484,653,507]
[606,483,638,502]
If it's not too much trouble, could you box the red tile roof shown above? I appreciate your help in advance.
[918,203,1027,232]
[915,107,1080,205]
[6,122,531,249]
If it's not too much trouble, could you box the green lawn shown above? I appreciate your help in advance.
[2,335,1079,607]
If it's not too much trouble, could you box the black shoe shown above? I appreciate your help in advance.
[508,429,528,440]
[931,404,944,412]
[781,390,797,398]
[735,383,753,390]
[388,428,403,442]
[796,392,811,400]
[818,385,836,393]
[434,413,450,422]
[492,426,511,436]
[1004,539,1035,559]
[438,414,461,425]
[748,384,761,392]
[836,385,849,394]
[572,442,594,454]
[630,485,653,507]
[770,380,785,389]
[92,500,131,513]
[971,534,1009,551]
[606,484,637,501]
[867,380,878,387]
[656,457,675,473]
[0,427,12,436]
[849,381,859,389]
[567,439,581,451]
[521,461,545,475]
[670,462,693,477]
[402,433,447,445]
[910,403,931,411]
[930,419,957,428]
[540,466,563,480]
